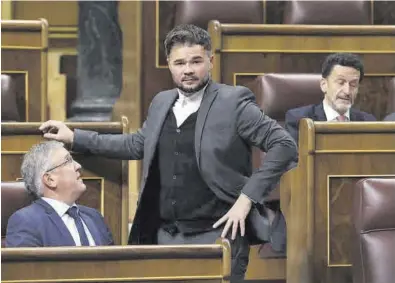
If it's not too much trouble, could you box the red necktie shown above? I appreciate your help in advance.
[336,115,347,122]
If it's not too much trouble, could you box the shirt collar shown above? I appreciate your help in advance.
[177,84,208,106]
[322,99,350,121]
[41,197,77,217]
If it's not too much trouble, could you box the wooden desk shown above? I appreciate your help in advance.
[280,120,395,283]
[2,241,231,283]
[1,121,129,245]
[1,19,49,121]
[245,246,286,281]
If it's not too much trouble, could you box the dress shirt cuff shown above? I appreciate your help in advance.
[241,192,257,204]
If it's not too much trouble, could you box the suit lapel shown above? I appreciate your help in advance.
[313,103,327,121]
[195,82,219,170]
[350,108,358,121]
[145,90,178,173]
[79,208,103,245]
[35,199,75,246]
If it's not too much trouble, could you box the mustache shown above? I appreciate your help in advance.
[182,76,199,81]
[337,95,352,101]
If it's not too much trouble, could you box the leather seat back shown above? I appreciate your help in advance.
[174,0,264,29]
[1,74,21,121]
[352,178,395,283]
[1,182,35,247]
[249,73,323,127]
[283,0,371,25]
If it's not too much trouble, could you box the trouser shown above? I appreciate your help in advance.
[157,226,250,283]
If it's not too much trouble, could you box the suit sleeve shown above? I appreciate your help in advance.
[72,123,146,160]
[384,113,395,121]
[71,98,161,159]
[284,110,300,144]
[366,113,377,121]
[6,212,43,247]
[95,211,115,245]
[235,87,298,204]
[105,226,114,245]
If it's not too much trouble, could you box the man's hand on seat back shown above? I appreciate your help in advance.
[39,120,74,145]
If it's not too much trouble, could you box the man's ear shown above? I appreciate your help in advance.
[42,173,56,189]
[209,55,214,69]
[320,77,327,93]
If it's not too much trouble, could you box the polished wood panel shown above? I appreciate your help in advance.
[13,1,79,121]
[141,1,174,120]
[1,122,129,245]
[1,19,48,122]
[2,241,231,283]
[13,1,78,28]
[208,22,395,119]
[114,1,143,222]
[280,120,395,283]
[245,246,286,280]
[328,177,359,265]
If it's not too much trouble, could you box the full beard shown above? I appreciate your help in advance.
[326,96,353,115]
[176,74,210,96]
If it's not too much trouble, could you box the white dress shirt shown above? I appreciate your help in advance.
[172,85,207,127]
[323,99,350,121]
[42,197,96,246]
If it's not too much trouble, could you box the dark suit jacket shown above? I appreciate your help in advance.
[384,112,395,121]
[6,198,114,247]
[285,103,376,144]
[72,81,298,246]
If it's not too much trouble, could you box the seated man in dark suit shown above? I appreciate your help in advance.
[285,53,376,144]
[384,112,395,121]
[6,141,113,247]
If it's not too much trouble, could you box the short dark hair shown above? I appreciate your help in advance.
[322,53,364,82]
[164,24,211,57]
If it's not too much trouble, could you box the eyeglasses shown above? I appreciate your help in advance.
[45,155,74,173]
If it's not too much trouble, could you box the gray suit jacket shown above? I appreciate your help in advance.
[73,81,298,246]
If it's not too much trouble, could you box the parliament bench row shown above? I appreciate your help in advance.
[2,177,394,283]
[2,120,395,283]
[0,122,285,281]
[2,19,394,123]
[2,242,231,283]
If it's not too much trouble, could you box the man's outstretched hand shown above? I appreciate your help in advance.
[39,120,74,144]
[213,193,252,240]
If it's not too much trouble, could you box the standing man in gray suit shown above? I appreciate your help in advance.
[40,24,297,282]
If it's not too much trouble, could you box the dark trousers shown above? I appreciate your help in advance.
[157,227,250,283]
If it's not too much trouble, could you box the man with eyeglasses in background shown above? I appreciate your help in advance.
[6,141,113,247]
